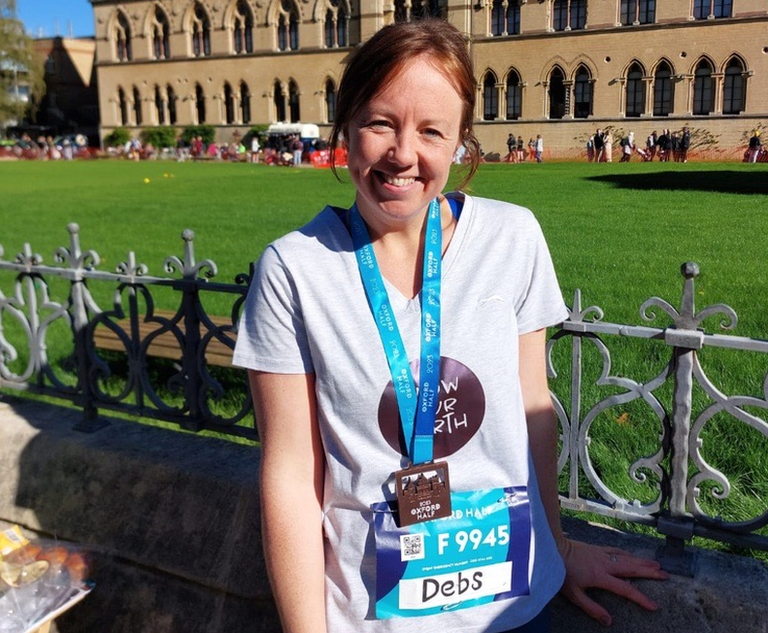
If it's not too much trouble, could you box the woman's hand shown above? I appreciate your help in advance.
[558,538,670,626]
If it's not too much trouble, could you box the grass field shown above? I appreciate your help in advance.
[2,158,768,552]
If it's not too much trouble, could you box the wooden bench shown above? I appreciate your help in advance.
[92,311,236,367]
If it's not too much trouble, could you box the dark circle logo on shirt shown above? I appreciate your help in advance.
[378,357,485,459]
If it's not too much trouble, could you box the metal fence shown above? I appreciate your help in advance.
[1,228,767,563]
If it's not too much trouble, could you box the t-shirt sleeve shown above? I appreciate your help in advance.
[232,244,314,374]
[513,216,569,335]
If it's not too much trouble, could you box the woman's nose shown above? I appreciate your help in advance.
[388,132,417,166]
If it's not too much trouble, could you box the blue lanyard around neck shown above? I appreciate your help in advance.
[349,198,442,466]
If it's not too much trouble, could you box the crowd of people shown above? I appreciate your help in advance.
[587,127,692,163]
[503,133,545,163]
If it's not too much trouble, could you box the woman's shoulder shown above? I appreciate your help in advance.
[458,192,539,228]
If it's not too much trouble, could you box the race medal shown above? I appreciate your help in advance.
[395,461,452,527]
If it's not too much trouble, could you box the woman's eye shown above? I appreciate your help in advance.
[367,120,391,129]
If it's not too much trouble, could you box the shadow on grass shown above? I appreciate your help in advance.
[585,170,768,195]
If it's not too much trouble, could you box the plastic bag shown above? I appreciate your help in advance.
[0,526,92,633]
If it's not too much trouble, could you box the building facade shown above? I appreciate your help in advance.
[90,0,768,157]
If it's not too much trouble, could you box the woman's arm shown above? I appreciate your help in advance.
[249,370,328,633]
[519,329,668,627]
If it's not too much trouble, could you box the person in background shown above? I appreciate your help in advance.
[535,134,544,162]
[748,130,762,163]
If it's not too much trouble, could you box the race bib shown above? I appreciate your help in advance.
[372,486,531,619]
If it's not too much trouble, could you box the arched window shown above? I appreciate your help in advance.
[693,60,714,115]
[323,1,349,48]
[240,81,251,124]
[491,0,521,36]
[722,57,745,115]
[195,83,206,123]
[694,0,731,19]
[483,72,498,121]
[625,63,645,117]
[620,0,655,25]
[289,80,301,122]
[553,0,586,31]
[115,12,132,61]
[548,67,565,119]
[167,84,177,124]
[132,86,142,125]
[325,78,336,123]
[118,87,129,125]
[274,80,286,121]
[191,3,211,57]
[653,62,673,116]
[224,82,235,124]
[573,66,592,118]
[395,0,443,22]
[154,85,165,124]
[505,70,521,119]
[233,0,254,54]
[277,1,299,51]
[152,6,171,59]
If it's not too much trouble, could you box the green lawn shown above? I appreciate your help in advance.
[2,157,768,552]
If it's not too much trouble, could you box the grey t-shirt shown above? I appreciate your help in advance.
[234,193,568,632]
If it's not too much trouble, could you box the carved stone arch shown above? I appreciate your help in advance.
[182,1,213,33]
[719,52,747,74]
[622,58,647,78]
[569,55,597,81]
[539,57,568,84]
[481,67,499,83]
[503,65,523,84]
[312,0,352,22]
[650,56,676,76]
[140,2,171,37]
[689,54,716,75]
[106,6,133,38]
[266,0,301,25]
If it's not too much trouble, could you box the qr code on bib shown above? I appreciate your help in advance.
[400,533,425,561]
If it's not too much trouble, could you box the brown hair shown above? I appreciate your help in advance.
[329,18,480,188]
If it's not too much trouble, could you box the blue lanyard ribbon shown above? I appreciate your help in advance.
[350,199,442,465]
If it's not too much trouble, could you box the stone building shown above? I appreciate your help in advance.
[89,0,767,157]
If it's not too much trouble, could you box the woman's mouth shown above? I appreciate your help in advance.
[379,173,416,187]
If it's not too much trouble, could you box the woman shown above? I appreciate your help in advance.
[234,19,666,633]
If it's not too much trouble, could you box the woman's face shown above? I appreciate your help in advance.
[345,55,463,234]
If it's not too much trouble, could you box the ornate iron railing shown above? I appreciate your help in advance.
[1,228,767,561]
[0,224,254,440]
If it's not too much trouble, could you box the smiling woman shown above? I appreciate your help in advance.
[232,18,668,633]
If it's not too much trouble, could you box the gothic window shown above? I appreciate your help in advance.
[491,0,520,36]
[573,66,592,118]
[224,83,235,124]
[620,0,655,24]
[167,84,177,124]
[625,63,645,116]
[694,0,731,19]
[118,87,129,125]
[191,3,211,57]
[289,79,301,122]
[277,1,299,51]
[154,85,165,124]
[722,57,745,114]
[483,71,498,120]
[395,0,443,22]
[233,0,254,53]
[152,6,171,59]
[133,86,142,125]
[325,78,336,123]
[553,0,585,31]
[505,70,521,119]
[196,83,206,123]
[652,61,673,116]
[693,60,714,115]
[241,81,251,124]
[548,67,565,118]
[323,1,349,48]
[115,12,132,61]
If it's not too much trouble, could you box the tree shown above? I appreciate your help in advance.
[0,0,44,131]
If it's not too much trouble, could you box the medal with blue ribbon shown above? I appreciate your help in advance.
[350,198,452,526]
